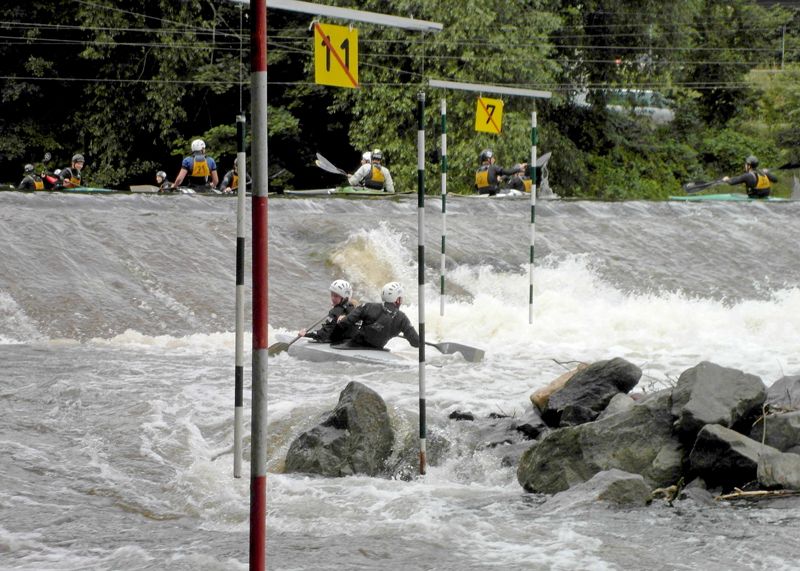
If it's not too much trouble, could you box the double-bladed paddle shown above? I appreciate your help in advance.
[315,153,349,177]
[682,178,726,193]
[268,315,327,356]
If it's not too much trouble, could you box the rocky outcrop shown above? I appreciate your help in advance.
[518,390,683,493]
[284,381,395,477]
[520,359,800,496]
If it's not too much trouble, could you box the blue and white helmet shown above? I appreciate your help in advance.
[329,279,352,300]
[381,282,403,303]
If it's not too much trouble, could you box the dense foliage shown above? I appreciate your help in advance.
[1,0,798,198]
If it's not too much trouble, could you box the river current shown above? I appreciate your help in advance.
[1,192,799,570]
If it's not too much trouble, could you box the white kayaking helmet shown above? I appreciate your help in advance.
[24,163,34,173]
[329,279,352,300]
[191,139,206,152]
[381,282,403,303]
[362,151,371,162]
[156,170,167,180]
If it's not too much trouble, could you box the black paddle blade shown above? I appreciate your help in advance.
[777,162,800,171]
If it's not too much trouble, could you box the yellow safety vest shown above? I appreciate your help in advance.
[191,157,211,178]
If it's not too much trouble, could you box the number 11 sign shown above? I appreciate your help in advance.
[313,23,359,89]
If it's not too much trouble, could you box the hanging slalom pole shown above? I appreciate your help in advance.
[439,98,447,317]
[234,114,247,479]
[528,110,538,325]
[417,91,427,476]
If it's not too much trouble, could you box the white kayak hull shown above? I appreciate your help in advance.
[275,333,414,366]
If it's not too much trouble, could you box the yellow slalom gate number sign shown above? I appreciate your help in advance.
[475,97,503,134]
[314,23,359,89]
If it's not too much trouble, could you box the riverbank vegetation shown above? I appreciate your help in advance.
[2,0,799,198]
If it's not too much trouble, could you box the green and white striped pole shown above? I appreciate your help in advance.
[439,98,447,316]
[417,91,427,476]
[528,110,538,324]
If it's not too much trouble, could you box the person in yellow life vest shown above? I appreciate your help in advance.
[57,154,85,189]
[220,157,252,194]
[348,149,395,192]
[172,139,219,192]
[475,149,526,196]
[506,164,533,194]
[722,155,777,199]
[18,163,45,190]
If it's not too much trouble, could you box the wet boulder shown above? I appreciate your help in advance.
[543,469,652,511]
[749,410,800,455]
[671,361,766,443]
[757,449,800,490]
[284,381,395,477]
[764,374,800,409]
[518,390,683,494]
[688,424,779,490]
[541,357,642,428]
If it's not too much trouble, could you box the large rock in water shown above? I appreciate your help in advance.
[518,390,684,494]
[284,381,395,477]
[671,361,766,444]
[689,424,779,490]
[541,357,642,427]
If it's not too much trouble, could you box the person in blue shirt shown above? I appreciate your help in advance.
[172,139,219,192]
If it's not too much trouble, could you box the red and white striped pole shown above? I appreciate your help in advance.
[249,0,268,568]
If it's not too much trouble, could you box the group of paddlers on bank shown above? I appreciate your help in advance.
[298,279,420,351]
[16,138,774,198]
[16,139,249,194]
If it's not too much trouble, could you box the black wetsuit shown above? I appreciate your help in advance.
[18,174,44,190]
[339,301,420,349]
[475,163,524,195]
[726,170,777,199]
[305,301,356,343]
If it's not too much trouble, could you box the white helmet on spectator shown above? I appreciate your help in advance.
[329,279,352,300]
[191,139,206,152]
[362,151,371,162]
[381,282,403,303]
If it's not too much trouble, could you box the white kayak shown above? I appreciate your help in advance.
[274,333,415,366]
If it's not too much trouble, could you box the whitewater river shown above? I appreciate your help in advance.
[1,192,799,570]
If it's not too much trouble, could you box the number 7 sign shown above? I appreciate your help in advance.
[314,23,359,89]
[475,96,503,134]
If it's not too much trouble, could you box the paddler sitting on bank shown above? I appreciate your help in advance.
[57,154,85,189]
[299,279,358,344]
[348,149,395,193]
[172,139,219,192]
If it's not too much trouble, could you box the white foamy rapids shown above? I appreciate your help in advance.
[328,221,419,300]
[0,291,44,344]
[429,254,800,386]
[86,329,243,354]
